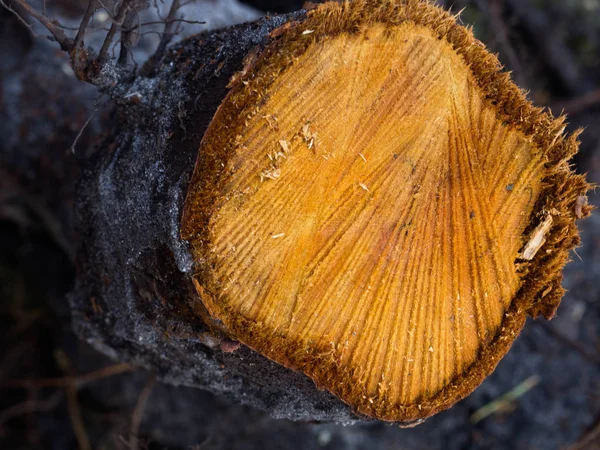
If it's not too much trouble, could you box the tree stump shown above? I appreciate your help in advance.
[71,0,590,424]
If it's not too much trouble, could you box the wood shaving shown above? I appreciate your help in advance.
[267,150,286,162]
[259,167,281,182]
[302,123,311,140]
[279,139,290,153]
[263,114,279,130]
[520,215,554,260]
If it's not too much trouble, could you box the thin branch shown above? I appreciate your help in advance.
[471,0,526,87]
[152,0,167,22]
[504,0,590,95]
[74,0,98,50]
[0,0,37,35]
[136,30,171,39]
[555,88,600,116]
[0,362,134,389]
[125,45,140,70]
[67,385,92,450]
[538,321,600,365]
[129,374,156,450]
[568,417,600,450]
[96,0,117,21]
[141,0,180,76]
[0,0,73,51]
[0,391,64,428]
[98,20,121,61]
[132,18,205,27]
[56,23,83,30]
[98,0,135,62]
[119,10,139,65]
[71,108,97,154]
[0,0,122,87]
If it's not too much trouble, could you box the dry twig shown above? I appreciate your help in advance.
[0,0,72,49]
[0,391,64,428]
[538,321,600,365]
[504,0,589,95]
[568,417,600,450]
[129,373,156,450]
[0,362,134,389]
[471,0,526,87]
[0,0,198,88]
[74,0,97,50]
[142,0,180,76]
[555,88,600,116]
[67,385,92,450]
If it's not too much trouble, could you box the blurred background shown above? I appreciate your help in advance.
[0,0,599,448]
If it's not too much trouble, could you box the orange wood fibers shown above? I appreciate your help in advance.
[214,23,541,403]
[181,0,590,423]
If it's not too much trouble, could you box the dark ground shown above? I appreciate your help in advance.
[1,0,599,449]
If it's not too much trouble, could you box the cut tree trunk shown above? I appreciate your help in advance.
[72,0,590,425]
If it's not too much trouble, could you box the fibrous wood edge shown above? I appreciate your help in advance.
[181,0,591,422]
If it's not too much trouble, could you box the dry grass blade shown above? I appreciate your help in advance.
[470,375,541,424]
[0,362,133,389]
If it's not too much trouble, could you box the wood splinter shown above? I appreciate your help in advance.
[180,0,591,423]
[520,215,554,261]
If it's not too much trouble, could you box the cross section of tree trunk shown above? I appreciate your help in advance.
[180,0,590,422]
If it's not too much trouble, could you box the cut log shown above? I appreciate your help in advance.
[69,0,591,425]
[180,0,591,422]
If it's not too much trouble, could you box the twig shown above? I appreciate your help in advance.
[471,0,526,87]
[0,341,30,380]
[98,0,134,62]
[0,0,126,88]
[0,391,64,428]
[74,0,98,50]
[72,108,98,154]
[0,0,74,51]
[119,10,139,65]
[0,0,37,34]
[504,0,590,95]
[129,374,156,450]
[152,0,166,21]
[0,362,134,389]
[141,0,180,76]
[0,190,75,262]
[554,88,600,116]
[132,18,205,27]
[568,417,600,450]
[67,385,92,450]
[97,0,117,21]
[538,321,600,365]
